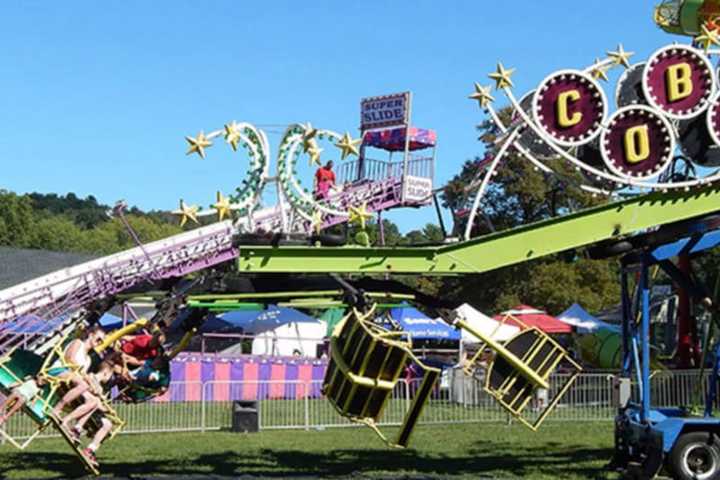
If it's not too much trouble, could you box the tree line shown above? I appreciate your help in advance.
[0,190,181,255]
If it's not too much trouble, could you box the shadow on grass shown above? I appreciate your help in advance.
[0,442,615,479]
[0,451,88,479]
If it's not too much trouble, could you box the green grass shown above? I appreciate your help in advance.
[0,422,618,479]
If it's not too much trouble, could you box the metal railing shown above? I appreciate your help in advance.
[1,370,715,442]
[336,156,433,185]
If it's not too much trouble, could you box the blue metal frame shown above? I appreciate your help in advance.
[614,220,720,477]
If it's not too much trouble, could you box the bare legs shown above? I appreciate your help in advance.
[60,392,99,428]
[0,393,26,425]
[51,373,89,417]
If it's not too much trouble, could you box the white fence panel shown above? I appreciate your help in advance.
[4,371,720,444]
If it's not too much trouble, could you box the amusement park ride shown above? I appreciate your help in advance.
[6,1,720,478]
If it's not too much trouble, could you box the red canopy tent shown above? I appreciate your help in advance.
[494,304,572,334]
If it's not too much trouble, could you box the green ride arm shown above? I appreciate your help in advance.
[237,186,720,275]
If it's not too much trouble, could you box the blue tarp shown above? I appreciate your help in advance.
[389,305,460,341]
[98,313,124,331]
[211,306,318,334]
[0,314,66,334]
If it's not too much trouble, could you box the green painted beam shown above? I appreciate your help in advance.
[188,291,415,301]
[236,185,720,275]
[186,300,264,310]
[188,290,343,301]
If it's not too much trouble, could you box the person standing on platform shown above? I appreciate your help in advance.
[314,160,336,200]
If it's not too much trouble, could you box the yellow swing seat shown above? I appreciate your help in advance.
[323,306,440,448]
[0,349,58,449]
[457,312,582,431]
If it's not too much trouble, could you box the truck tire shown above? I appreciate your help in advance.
[668,431,720,480]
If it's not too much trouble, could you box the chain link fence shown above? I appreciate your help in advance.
[0,370,714,443]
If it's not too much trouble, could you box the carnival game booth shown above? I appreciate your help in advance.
[164,353,328,402]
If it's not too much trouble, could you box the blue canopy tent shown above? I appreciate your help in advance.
[197,313,237,333]
[218,306,317,334]
[389,305,460,341]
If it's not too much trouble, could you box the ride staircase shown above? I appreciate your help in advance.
[250,166,432,234]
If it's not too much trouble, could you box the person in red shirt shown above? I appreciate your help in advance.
[314,160,336,199]
[120,331,165,367]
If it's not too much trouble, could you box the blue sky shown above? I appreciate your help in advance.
[0,1,672,232]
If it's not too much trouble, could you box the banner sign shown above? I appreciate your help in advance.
[402,175,432,203]
[361,92,410,131]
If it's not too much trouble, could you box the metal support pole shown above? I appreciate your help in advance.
[401,92,413,203]
[358,143,366,182]
[621,271,632,376]
[433,193,447,239]
[430,145,437,183]
[676,255,697,367]
[641,262,651,423]
[378,211,385,246]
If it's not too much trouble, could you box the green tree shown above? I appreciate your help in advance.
[87,215,183,254]
[401,224,444,245]
[438,108,619,315]
[28,192,109,228]
[0,190,38,247]
[443,110,604,233]
[31,216,89,252]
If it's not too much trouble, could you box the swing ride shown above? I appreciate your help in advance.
[5,1,720,477]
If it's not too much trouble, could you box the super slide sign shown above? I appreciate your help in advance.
[361,92,410,131]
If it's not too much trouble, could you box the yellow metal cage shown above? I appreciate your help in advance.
[323,306,440,448]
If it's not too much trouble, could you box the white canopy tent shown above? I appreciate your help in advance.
[557,303,621,334]
[250,320,327,357]
[452,303,520,343]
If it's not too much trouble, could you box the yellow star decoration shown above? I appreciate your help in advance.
[307,143,323,166]
[488,62,515,90]
[695,24,720,53]
[311,209,324,234]
[348,202,373,230]
[185,131,213,159]
[173,200,199,227]
[304,137,319,157]
[212,191,232,221]
[468,83,495,108]
[606,44,634,69]
[590,58,610,82]
[223,122,242,151]
[302,123,319,153]
[334,132,362,160]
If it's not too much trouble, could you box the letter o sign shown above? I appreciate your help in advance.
[600,105,675,180]
[642,44,716,120]
[707,92,720,147]
[533,70,607,147]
